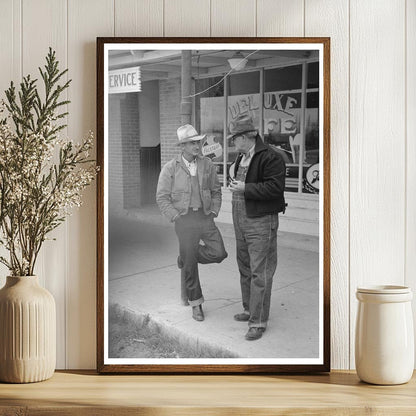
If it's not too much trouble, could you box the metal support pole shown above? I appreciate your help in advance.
[259,68,264,139]
[224,74,229,186]
[298,62,308,193]
[180,50,192,305]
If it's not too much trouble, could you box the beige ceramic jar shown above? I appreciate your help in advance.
[355,285,414,385]
[0,276,56,383]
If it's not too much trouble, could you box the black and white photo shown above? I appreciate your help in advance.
[96,38,330,373]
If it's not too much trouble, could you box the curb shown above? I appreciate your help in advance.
[109,303,239,359]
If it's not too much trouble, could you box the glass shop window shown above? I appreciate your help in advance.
[194,77,225,184]
[304,88,320,195]
[264,65,302,193]
[263,63,320,194]
[194,62,320,194]
[227,71,260,173]
[264,65,302,92]
[307,62,319,89]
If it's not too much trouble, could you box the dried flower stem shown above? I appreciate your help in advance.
[0,48,97,276]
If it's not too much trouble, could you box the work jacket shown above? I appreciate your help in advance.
[233,135,286,217]
[156,154,222,222]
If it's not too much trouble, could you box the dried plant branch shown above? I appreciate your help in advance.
[0,48,97,276]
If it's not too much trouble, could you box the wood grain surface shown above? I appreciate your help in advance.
[115,0,163,37]
[305,0,349,371]
[211,0,256,37]
[406,0,416,368]
[349,0,406,369]
[67,0,113,370]
[164,0,210,37]
[22,0,68,369]
[0,371,415,415]
[257,0,304,37]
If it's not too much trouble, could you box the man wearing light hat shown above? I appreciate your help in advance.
[156,124,228,322]
[228,114,286,341]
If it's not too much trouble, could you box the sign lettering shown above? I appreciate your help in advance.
[109,67,141,94]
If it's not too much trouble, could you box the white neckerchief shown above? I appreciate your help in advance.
[182,155,197,176]
[240,144,255,167]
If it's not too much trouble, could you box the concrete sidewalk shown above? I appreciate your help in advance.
[108,211,320,359]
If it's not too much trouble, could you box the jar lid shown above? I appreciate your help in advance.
[357,285,411,294]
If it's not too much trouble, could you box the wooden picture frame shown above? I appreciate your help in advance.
[97,37,330,374]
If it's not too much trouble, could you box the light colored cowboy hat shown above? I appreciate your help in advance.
[227,114,257,140]
[177,124,206,144]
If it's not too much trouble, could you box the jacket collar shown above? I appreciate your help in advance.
[175,153,203,164]
[236,135,267,164]
[176,154,205,186]
[253,134,268,154]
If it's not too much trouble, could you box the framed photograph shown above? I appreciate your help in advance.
[96,37,330,373]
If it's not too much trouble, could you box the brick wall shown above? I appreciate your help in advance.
[120,92,141,208]
[109,78,182,213]
[159,77,181,167]
[109,92,141,213]
[108,95,123,214]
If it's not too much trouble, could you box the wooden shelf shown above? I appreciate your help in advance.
[0,370,415,415]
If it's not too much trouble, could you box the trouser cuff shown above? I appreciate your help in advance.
[188,296,204,307]
[248,322,267,329]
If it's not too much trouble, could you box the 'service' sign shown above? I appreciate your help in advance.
[109,67,141,94]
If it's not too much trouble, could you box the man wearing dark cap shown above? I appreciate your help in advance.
[156,124,228,322]
[228,114,286,340]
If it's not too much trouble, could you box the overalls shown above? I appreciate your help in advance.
[232,163,278,328]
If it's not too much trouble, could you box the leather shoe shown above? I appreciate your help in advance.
[245,327,265,341]
[234,312,250,322]
[192,305,204,321]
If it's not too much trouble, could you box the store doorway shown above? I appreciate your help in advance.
[140,144,160,205]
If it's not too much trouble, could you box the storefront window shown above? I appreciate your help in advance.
[195,62,320,194]
[195,77,225,183]
[264,65,302,91]
[263,63,319,194]
[264,65,302,192]
[227,71,260,172]
[304,86,320,195]
[307,62,319,89]
[306,92,319,164]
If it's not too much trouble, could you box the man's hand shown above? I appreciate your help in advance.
[229,180,245,192]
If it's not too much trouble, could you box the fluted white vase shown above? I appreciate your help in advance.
[0,276,56,383]
[355,285,414,385]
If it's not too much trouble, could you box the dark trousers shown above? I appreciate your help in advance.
[232,200,278,328]
[174,210,228,306]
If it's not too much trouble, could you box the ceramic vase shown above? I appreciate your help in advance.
[355,285,414,385]
[0,276,56,383]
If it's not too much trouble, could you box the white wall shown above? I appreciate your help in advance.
[0,0,414,370]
